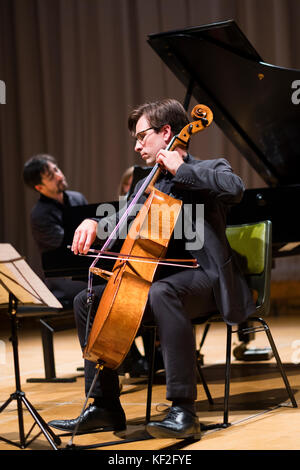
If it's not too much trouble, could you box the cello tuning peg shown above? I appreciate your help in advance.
[200,117,209,127]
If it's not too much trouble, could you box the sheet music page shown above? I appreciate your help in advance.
[0,244,62,308]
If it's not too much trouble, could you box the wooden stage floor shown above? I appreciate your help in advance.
[0,313,300,452]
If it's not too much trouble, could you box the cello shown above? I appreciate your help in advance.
[83,104,213,369]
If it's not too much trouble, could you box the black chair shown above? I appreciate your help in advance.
[144,221,297,427]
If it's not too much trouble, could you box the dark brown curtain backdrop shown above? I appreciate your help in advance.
[0,0,300,279]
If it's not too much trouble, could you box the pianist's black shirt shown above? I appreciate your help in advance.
[30,190,87,253]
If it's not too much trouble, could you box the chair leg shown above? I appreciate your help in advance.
[199,323,211,350]
[252,317,297,408]
[145,326,157,423]
[196,359,214,405]
[202,323,232,432]
[223,324,232,427]
[194,322,214,404]
[40,319,56,379]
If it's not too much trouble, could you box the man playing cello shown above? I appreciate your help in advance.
[48,98,255,439]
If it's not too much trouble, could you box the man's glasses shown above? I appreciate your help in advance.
[134,127,155,144]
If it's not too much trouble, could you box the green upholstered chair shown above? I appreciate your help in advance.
[198,220,297,429]
[226,220,271,317]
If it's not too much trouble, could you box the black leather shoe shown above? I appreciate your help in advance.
[146,406,201,439]
[48,404,126,433]
[233,343,274,361]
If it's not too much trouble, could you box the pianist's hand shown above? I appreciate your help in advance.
[71,219,98,255]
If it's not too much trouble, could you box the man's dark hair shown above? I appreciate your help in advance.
[23,154,56,190]
[128,98,189,136]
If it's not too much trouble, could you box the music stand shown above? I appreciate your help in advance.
[0,243,62,450]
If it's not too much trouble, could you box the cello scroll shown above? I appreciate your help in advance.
[171,104,213,149]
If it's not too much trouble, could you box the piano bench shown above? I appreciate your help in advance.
[17,306,82,383]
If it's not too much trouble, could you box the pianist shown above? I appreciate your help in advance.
[23,154,88,307]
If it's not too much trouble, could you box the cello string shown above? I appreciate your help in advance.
[87,134,178,289]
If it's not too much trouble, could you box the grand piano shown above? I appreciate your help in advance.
[148,20,300,258]
[43,20,300,280]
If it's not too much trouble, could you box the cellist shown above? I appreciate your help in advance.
[48,98,255,439]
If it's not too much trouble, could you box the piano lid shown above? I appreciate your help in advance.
[148,20,300,187]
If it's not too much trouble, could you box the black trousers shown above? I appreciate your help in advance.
[74,266,216,403]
